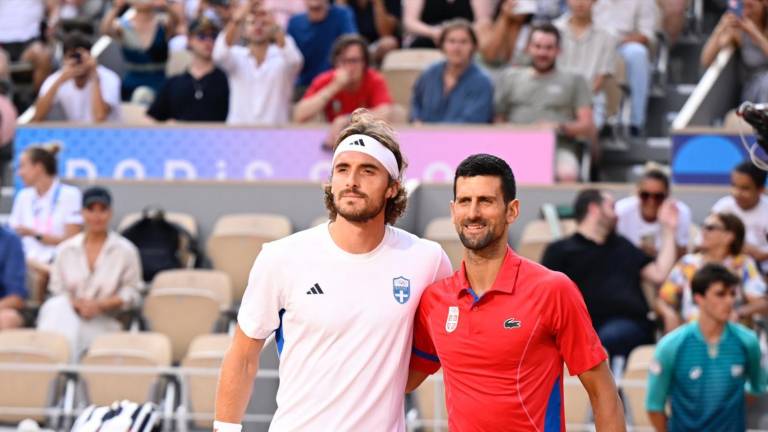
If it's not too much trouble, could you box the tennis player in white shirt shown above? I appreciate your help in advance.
[214,108,452,432]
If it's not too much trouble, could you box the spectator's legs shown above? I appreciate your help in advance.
[618,42,650,132]
[741,71,768,103]
[593,91,607,130]
[597,317,654,363]
[370,35,399,67]
[0,308,23,329]
[21,41,52,92]
[659,0,688,45]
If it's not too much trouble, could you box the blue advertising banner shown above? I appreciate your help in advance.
[671,132,767,185]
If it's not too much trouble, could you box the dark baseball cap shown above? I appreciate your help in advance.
[82,186,112,208]
[189,17,221,36]
[208,0,230,7]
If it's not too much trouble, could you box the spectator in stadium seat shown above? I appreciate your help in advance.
[287,0,357,90]
[593,0,657,137]
[494,23,596,182]
[294,34,396,147]
[702,1,768,110]
[148,18,229,122]
[32,32,122,123]
[410,19,493,124]
[37,186,142,361]
[616,168,692,258]
[403,0,491,48]
[476,0,535,74]
[647,264,766,432]
[657,212,768,334]
[213,3,302,125]
[0,222,27,330]
[542,188,679,364]
[101,0,181,101]
[337,0,401,66]
[0,0,55,92]
[712,161,768,274]
[554,0,617,129]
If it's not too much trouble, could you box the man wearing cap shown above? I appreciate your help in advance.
[148,18,230,122]
[37,186,142,361]
[214,108,452,432]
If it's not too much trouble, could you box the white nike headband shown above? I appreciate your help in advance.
[332,134,400,179]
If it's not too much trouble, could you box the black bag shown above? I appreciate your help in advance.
[121,207,195,282]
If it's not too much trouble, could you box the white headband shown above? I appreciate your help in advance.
[332,134,400,179]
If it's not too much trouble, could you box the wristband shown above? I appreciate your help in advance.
[213,421,242,432]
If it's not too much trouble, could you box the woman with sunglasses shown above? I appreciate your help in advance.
[657,212,768,334]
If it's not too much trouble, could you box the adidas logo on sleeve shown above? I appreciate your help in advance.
[306,283,324,295]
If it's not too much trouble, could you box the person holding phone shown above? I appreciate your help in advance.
[213,0,303,125]
[32,31,121,123]
[701,0,768,103]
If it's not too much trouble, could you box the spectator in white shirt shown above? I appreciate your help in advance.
[712,161,768,273]
[616,168,692,258]
[213,1,303,125]
[37,186,142,361]
[9,143,82,302]
[32,32,121,123]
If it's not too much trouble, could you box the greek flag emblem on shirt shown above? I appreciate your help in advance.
[393,276,411,304]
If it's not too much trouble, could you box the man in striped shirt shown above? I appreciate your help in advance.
[646,263,767,432]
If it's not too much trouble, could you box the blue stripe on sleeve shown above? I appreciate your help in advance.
[412,347,440,363]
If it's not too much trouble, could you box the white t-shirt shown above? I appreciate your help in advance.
[38,66,122,123]
[0,0,44,42]
[238,223,452,431]
[212,34,303,125]
[712,195,768,271]
[615,195,692,250]
[9,179,84,263]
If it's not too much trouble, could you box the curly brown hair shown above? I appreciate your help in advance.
[324,108,408,225]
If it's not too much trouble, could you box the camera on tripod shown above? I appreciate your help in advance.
[736,101,768,170]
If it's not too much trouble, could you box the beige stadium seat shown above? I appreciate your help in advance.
[413,371,448,432]
[120,103,153,125]
[516,219,577,263]
[381,49,445,117]
[0,330,69,424]
[311,215,330,227]
[81,332,172,406]
[181,333,232,429]
[152,269,232,310]
[143,284,227,363]
[622,344,656,428]
[118,211,199,267]
[166,50,192,77]
[207,213,292,302]
[424,217,463,271]
[563,364,591,427]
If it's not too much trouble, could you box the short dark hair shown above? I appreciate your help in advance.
[438,18,478,48]
[529,23,561,47]
[62,31,92,55]
[573,188,604,223]
[331,34,370,68]
[691,263,740,297]
[640,169,670,191]
[453,154,516,204]
[24,143,61,176]
[733,161,767,189]
[715,212,746,256]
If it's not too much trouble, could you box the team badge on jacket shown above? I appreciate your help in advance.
[393,276,411,304]
[446,306,459,333]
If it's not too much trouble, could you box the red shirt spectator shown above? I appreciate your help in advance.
[303,67,392,122]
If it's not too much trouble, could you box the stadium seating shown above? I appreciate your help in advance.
[381,49,444,118]
[80,332,172,406]
[622,344,656,427]
[412,371,448,432]
[516,219,577,263]
[143,270,232,363]
[206,213,292,302]
[424,216,462,270]
[180,333,232,429]
[0,330,70,425]
[118,210,199,267]
[563,364,592,427]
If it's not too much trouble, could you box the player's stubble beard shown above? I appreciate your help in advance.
[458,216,505,251]
[333,188,387,223]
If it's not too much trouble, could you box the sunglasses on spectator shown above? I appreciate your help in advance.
[702,223,727,232]
[639,191,667,202]
[193,33,217,41]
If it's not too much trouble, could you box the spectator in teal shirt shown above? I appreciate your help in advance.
[410,19,493,124]
[646,263,766,432]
